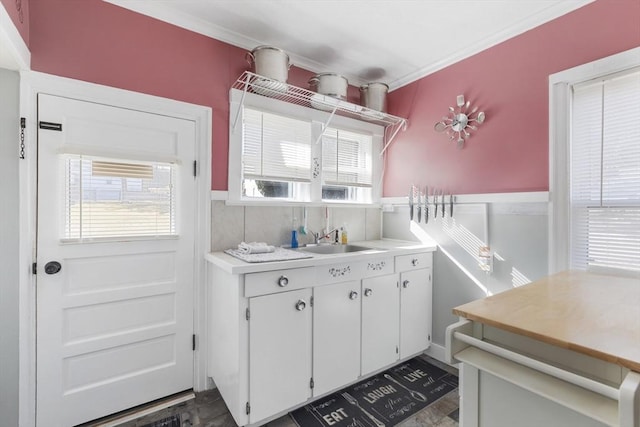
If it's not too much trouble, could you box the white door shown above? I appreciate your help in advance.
[36,94,197,427]
[361,274,399,376]
[249,288,312,423]
[313,281,361,396]
[400,269,432,358]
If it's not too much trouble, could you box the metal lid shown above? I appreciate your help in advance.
[250,45,290,61]
[308,73,349,87]
[310,73,348,80]
[360,82,389,91]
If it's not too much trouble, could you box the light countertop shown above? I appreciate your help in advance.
[206,239,437,274]
[453,270,640,372]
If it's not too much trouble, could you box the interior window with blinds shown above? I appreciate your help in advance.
[63,156,176,240]
[570,69,640,274]
[242,107,311,200]
[321,127,373,203]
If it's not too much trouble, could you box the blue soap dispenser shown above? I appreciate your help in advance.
[291,229,299,248]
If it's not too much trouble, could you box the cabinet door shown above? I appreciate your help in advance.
[361,274,399,376]
[400,268,432,358]
[249,288,312,422]
[313,281,361,396]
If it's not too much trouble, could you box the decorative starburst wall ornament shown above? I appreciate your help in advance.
[434,95,485,149]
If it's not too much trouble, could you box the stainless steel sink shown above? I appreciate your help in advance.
[299,244,378,255]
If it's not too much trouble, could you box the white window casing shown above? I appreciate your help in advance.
[228,88,383,206]
[549,47,640,276]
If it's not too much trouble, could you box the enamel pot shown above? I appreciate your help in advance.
[359,82,389,112]
[246,46,291,82]
[308,73,349,99]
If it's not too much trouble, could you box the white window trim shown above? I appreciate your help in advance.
[228,88,384,206]
[548,47,640,274]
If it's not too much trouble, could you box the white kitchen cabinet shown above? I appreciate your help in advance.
[361,273,400,376]
[249,288,313,422]
[206,243,434,427]
[400,268,432,358]
[313,280,361,396]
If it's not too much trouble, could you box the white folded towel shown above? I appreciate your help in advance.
[237,241,276,254]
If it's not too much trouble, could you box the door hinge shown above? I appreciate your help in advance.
[396,346,399,354]
[246,402,250,415]
[428,334,431,341]
[19,117,26,159]
[310,377,314,389]
[310,296,314,307]
[429,274,431,281]
[397,281,399,288]
[193,160,198,177]
[192,334,196,351]
[246,308,250,321]
[38,121,62,131]
[32,262,37,275]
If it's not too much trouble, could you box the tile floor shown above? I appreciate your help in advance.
[93,356,459,427]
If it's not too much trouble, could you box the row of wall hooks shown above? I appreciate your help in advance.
[408,185,455,223]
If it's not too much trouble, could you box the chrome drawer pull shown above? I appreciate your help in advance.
[349,291,359,300]
[277,275,289,287]
[411,258,419,266]
[364,288,373,297]
[403,280,410,288]
[295,300,306,311]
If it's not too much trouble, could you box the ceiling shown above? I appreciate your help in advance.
[110,1,589,89]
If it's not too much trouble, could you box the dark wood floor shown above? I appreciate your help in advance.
[91,356,459,427]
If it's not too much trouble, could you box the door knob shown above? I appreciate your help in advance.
[349,291,358,300]
[403,280,410,288]
[295,300,306,311]
[364,288,373,297]
[44,261,62,275]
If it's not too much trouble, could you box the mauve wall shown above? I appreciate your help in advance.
[384,0,640,196]
[1,0,29,46]
[28,0,319,191]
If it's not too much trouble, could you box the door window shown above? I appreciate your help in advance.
[62,156,176,241]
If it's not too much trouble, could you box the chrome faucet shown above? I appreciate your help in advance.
[314,228,339,244]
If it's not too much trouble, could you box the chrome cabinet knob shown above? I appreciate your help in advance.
[277,275,289,287]
[364,288,373,297]
[295,300,306,311]
[403,280,410,288]
[411,258,419,266]
[349,291,358,300]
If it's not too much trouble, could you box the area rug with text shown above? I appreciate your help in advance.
[290,357,458,427]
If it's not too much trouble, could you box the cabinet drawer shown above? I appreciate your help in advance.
[316,261,363,286]
[395,252,432,272]
[245,267,316,297]
[362,257,394,278]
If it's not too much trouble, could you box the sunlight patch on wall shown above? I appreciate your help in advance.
[441,216,487,264]
[511,267,531,287]
[438,245,492,297]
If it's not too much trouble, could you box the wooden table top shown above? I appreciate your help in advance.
[453,270,640,372]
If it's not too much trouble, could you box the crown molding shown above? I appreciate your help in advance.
[103,0,367,86]
[105,0,593,92]
[388,0,595,90]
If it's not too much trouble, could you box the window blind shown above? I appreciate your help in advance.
[570,70,640,273]
[63,156,175,240]
[243,107,311,182]
[322,128,373,187]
